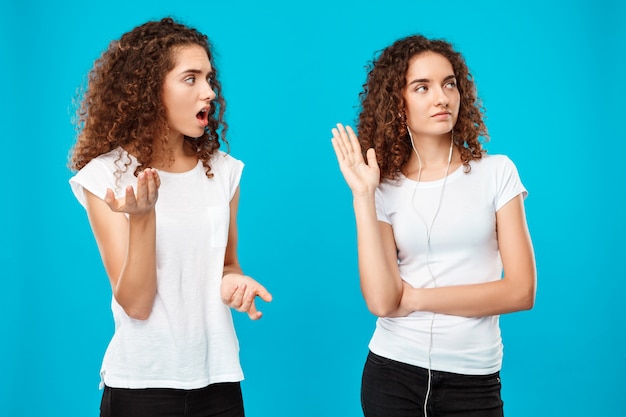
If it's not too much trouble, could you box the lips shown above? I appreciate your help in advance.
[432,111,451,118]
[196,107,209,127]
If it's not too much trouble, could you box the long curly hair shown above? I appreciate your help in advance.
[358,35,488,180]
[69,17,227,178]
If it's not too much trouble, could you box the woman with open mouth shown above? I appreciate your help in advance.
[68,17,271,417]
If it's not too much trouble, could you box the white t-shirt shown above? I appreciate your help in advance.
[70,148,244,389]
[369,154,527,375]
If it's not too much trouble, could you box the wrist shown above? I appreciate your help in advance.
[128,211,156,232]
[223,269,244,279]
[352,190,376,204]
[129,209,155,222]
[402,286,422,313]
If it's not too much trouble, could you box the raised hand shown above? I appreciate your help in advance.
[221,274,273,320]
[331,123,380,195]
[104,168,161,216]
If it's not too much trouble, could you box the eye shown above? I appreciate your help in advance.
[445,80,457,89]
[184,75,196,85]
[415,85,427,93]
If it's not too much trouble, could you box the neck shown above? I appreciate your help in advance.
[403,130,459,182]
[409,134,454,168]
[150,134,198,172]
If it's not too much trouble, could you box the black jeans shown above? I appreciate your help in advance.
[361,351,504,417]
[100,382,245,417]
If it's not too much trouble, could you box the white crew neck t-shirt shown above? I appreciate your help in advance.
[370,154,527,375]
[70,148,244,389]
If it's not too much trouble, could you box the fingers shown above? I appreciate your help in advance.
[224,280,271,320]
[104,188,116,208]
[365,148,379,169]
[256,285,273,303]
[144,168,160,202]
[136,169,159,205]
[228,284,245,308]
[332,123,356,157]
[345,125,361,153]
[105,169,160,214]
[331,123,367,165]
[246,303,262,321]
[331,134,346,161]
[124,184,137,208]
[228,283,254,311]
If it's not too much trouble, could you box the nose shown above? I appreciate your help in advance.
[435,87,449,107]
[202,79,216,102]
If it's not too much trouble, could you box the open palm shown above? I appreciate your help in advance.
[104,168,160,216]
[331,123,380,194]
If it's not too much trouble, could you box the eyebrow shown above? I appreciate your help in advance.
[177,68,214,76]
[408,74,456,86]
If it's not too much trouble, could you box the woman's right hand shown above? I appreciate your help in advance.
[104,168,161,216]
[331,123,380,195]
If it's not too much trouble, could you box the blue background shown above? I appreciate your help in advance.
[1,0,624,416]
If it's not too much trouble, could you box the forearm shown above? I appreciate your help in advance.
[223,262,244,277]
[114,211,158,320]
[330,124,400,316]
[402,276,536,318]
[353,194,402,317]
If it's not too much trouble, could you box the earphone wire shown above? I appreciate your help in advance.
[408,127,453,417]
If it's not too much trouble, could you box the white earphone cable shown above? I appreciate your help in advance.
[407,128,453,417]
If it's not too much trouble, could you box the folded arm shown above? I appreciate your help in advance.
[394,194,536,318]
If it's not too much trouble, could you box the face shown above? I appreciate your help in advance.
[162,44,216,140]
[402,52,460,141]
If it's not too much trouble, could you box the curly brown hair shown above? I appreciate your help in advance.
[358,35,488,180]
[68,17,227,178]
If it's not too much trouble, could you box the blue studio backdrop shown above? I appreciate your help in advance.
[1,0,624,416]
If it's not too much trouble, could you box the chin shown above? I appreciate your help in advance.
[187,130,206,139]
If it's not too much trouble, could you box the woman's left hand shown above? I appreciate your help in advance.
[221,274,273,320]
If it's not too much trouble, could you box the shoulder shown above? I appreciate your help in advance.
[469,154,519,176]
[82,147,138,174]
[472,154,527,202]
[69,148,139,204]
[376,176,407,205]
[210,150,244,171]
[209,151,244,195]
[472,154,514,168]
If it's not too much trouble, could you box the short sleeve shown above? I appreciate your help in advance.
[69,160,114,208]
[68,149,138,208]
[228,158,244,200]
[375,187,391,224]
[495,156,528,212]
[212,151,244,200]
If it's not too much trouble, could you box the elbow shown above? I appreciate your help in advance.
[515,286,536,312]
[114,291,155,321]
[368,306,395,318]
[365,300,400,318]
[521,291,536,311]
[124,306,153,321]
[516,297,534,312]
[362,285,404,317]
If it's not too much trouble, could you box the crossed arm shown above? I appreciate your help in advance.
[331,123,536,318]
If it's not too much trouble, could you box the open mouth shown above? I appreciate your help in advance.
[196,108,209,126]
